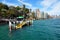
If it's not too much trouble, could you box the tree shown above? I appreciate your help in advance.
[3,4,9,10]
[0,3,30,19]
[15,6,21,10]
[0,3,9,10]
[32,12,35,18]
[23,8,29,14]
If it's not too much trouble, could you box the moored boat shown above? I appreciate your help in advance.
[9,16,33,31]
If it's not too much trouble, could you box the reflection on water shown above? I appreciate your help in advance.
[0,19,60,40]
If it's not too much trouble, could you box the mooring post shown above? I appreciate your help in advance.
[9,21,12,32]
[13,21,16,30]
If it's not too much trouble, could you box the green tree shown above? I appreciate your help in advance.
[23,8,29,14]
[15,6,21,10]
[31,12,35,19]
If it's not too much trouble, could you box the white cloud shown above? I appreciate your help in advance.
[40,0,57,11]
[2,0,37,11]
[38,0,60,15]
[4,2,18,7]
[40,0,57,7]
[48,2,60,15]
[2,0,5,3]
[2,0,18,7]
[18,0,38,11]
[18,0,32,7]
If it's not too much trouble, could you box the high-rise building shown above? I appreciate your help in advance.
[29,9,31,13]
[41,12,44,19]
[44,13,48,19]
[23,5,25,9]
[36,9,41,19]
[40,12,48,19]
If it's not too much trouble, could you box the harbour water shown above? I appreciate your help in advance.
[0,19,60,40]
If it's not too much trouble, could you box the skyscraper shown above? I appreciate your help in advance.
[36,9,41,19]
[41,12,48,19]
[41,12,44,19]
[44,13,48,19]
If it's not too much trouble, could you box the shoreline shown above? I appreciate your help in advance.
[0,19,9,25]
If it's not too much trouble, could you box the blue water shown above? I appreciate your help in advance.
[0,19,60,40]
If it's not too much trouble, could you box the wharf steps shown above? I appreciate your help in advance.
[0,19,9,21]
[0,19,16,24]
[0,19,17,22]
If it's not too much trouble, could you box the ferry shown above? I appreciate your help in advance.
[9,16,33,30]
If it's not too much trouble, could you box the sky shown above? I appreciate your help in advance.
[0,0,60,16]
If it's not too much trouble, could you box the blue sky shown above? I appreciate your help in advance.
[0,0,60,15]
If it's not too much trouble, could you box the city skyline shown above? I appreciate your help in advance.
[0,0,60,16]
